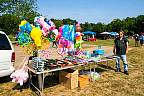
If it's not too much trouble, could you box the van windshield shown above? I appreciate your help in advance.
[0,34,12,50]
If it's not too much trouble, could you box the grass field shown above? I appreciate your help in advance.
[0,39,144,96]
[83,39,135,47]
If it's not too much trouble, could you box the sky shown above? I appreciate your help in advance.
[37,0,144,24]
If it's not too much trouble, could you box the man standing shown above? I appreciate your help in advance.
[139,33,144,48]
[113,31,129,75]
[134,34,139,47]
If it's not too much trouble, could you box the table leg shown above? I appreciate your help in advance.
[106,60,108,68]
[28,70,32,89]
[38,73,44,96]
[94,62,96,73]
[89,63,92,82]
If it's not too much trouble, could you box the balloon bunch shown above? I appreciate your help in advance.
[16,32,31,46]
[57,24,75,55]
[34,16,56,36]
[17,16,56,48]
[58,37,74,55]
[16,16,84,57]
[17,19,32,46]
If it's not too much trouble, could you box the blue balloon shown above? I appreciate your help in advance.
[19,26,25,33]
[69,25,75,42]
[62,25,70,40]
[17,32,31,45]
[25,22,32,33]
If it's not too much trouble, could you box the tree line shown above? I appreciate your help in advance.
[0,0,144,35]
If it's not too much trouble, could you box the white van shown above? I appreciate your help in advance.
[0,31,15,77]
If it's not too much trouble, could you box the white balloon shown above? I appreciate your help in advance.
[52,29,58,36]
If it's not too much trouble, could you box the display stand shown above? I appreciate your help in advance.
[27,60,85,96]
[27,55,116,96]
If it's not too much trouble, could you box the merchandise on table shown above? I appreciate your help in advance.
[44,59,72,69]
[93,45,105,55]
[30,57,76,71]
[64,56,88,64]
[31,57,45,72]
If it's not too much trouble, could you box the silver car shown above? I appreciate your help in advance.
[0,31,15,77]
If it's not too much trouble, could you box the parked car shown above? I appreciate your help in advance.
[0,31,15,77]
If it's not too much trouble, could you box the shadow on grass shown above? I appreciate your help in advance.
[23,72,59,94]
[97,64,115,71]
[79,67,107,75]
[0,76,11,83]
[12,79,29,92]
[44,72,59,88]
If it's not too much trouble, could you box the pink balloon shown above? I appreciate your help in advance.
[37,17,51,36]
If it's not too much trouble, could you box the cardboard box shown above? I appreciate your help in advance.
[59,69,78,89]
[78,75,90,88]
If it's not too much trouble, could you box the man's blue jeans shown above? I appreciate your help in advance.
[115,55,128,71]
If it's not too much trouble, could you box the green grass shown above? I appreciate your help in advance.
[8,34,16,41]
[83,39,135,47]
[83,39,114,46]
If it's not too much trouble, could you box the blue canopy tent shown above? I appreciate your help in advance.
[109,32,119,36]
[107,32,119,39]
[82,31,96,41]
[82,31,96,35]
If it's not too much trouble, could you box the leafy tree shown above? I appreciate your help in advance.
[0,0,39,17]
[110,19,123,32]
[135,15,144,33]
[51,19,63,29]
[122,17,136,35]
[0,0,39,35]
[62,18,77,25]
[94,22,106,33]
[0,14,21,35]
[106,24,112,32]
[81,22,93,31]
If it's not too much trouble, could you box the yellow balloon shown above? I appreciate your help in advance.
[19,20,27,26]
[30,28,42,47]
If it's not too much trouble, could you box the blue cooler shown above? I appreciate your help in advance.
[93,45,105,55]
[94,49,104,55]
